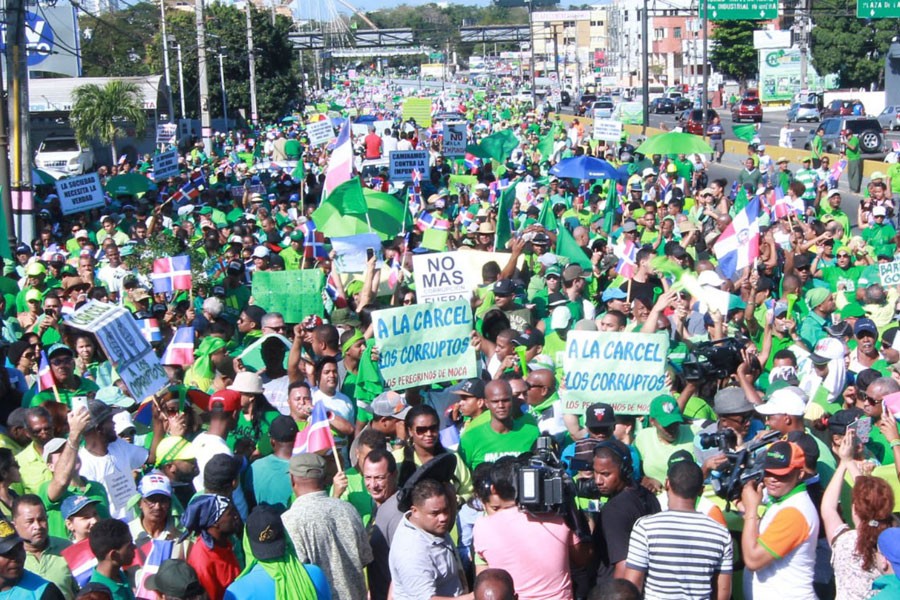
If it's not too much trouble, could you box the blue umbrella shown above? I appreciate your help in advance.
[549,156,620,180]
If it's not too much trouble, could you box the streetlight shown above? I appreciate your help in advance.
[218,49,228,128]
[168,36,186,120]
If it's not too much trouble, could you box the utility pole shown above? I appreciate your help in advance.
[528,0,536,107]
[551,23,561,79]
[0,72,15,250]
[175,41,186,119]
[702,0,709,135]
[246,2,258,124]
[798,0,808,92]
[6,0,33,244]
[195,0,212,153]
[159,0,174,122]
[217,49,228,128]
[641,0,649,130]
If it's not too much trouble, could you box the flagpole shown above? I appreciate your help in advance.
[329,434,343,473]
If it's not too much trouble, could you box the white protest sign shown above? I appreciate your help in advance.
[332,233,385,273]
[561,331,669,415]
[153,149,180,181]
[306,120,335,146]
[443,122,468,157]
[412,251,480,303]
[374,119,394,134]
[698,286,731,317]
[56,173,105,215]
[156,123,177,145]
[66,301,169,402]
[592,119,623,142]
[879,260,900,286]
[351,123,370,137]
[389,150,430,183]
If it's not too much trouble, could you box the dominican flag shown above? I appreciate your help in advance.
[326,271,347,308]
[323,120,353,200]
[433,218,451,231]
[615,240,638,279]
[714,197,761,278]
[151,256,191,294]
[61,538,97,588]
[189,170,207,191]
[134,539,175,600]
[416,211,437,230]
[578,182,590,203]
[169,180,200,204]
[294,402,335,455]
[458,208,475,229]
[161,327,195,366]
[138,319,162,344]
[464,153,481,172]
[37,351,54,392]
[828,158,847,187]
[299,220,327,260]
[388,258,402,289]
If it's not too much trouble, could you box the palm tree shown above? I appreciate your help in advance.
[69,80,148,165]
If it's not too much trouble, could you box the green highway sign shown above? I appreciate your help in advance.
[857,0,900,18]
[708,0,777,20]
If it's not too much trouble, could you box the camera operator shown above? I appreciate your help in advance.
[695,387,765,477]
[472,458,589,600]
[741,441,820,599]
[591,441,659,587]
[560,403,641,485]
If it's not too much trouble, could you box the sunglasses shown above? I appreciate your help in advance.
[414,425,439,435]
[837,253,851,258]
[796,265,810,271]
[50,357,73,366]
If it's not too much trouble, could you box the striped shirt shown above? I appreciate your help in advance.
[625,510,733,600]
[794,168,819,201]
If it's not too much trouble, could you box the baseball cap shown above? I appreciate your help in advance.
[544,264,562,279]
[246,504,287,560]
[601,287,627,302]
[762,441,805,475]
[0,519,23,554]
[563,264,588,282]
[155,436,196,466]
[713,387,755,415]
[371,391,411,419]
[86,399,121,430]
[289,453,326,479]
[513,329,544,349]
[15,244,30,255]
[493,279,515,296]
[251,246,270,259]
[47,344,74,358]
[584,402,616,429]
[25,289,42,304]
[621,219,638,232]
[697,270,725,288]
[25,262,46,277]
[209,389,242,412]
[269,415,299,442]
[61,495,100,520]
[642,167,656,178]
[550,306,572,330]
[756,386,807,416]
[138,472,172,498]
[854,317,878,338]
[145,560,205,599]
[839,304,867,319]
[874,205,887,217]
[451,378,486,398]
[809,337,845,365]
[41,438,68,463]
[878,528,900,575]
[649,394,684,427]
[773,301,789,318]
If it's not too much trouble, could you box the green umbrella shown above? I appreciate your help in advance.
[32,168,57,185]
[635,132,713,156]
[105,173,151,196]
[311,181,409,240]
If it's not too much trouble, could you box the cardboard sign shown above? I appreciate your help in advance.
[56,173,105,215]
[592,119,624,142]
[306,120,335,146]
[389,150,430,183]
[443,122,468,157]
[402,97,433,127]
[879,260,900,286]
[331,233,385,273]
[153,149,180,181]
[412,251,480,303]
[66,301,169,402]
[373,299,477,389]
[251,269,324,322]
[156,123,177,145]
[561,331,670,415]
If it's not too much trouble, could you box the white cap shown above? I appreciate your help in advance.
[697,270,725,288]
[475,183,489,191]
[874,206,887,217]
[642,167,656,178]
[550,306,572,330]
[113,411,135,435]
[228,235,243,244]
[74,229,89,240]
[176,204,194,217]
[756,386,807,416]
[758,144,766,151]
[251,246,270,259]
[538,253,558,267]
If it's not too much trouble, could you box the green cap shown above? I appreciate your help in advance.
[198,206,213,215]
[839,303,866,319]
[545,265,562,278]
[290,231,305,242]
[805,287,831,310]
[649,394,683,427]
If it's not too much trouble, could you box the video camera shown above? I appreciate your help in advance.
[682,337,748,382]
[708,430,782,502]
[698,429,738,454]
[516,436,571,514]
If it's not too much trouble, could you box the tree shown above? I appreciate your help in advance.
[709,20,758,86]
[70,80,148,164]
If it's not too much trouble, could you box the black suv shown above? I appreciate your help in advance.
[804,117,884,154]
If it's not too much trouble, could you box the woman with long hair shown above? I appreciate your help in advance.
[393,405,473,501]
[822,434,896,599]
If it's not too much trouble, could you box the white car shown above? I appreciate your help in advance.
[591,100,614,119]
[35,135,94,175]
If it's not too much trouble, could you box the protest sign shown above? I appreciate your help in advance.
[351,123,370,138]
[153,149,180,181]
[879,260,900,286]
[389,150,430,183]
[306,120,335,146]
[66,301,168,402]
[331,233,384,273]
[156,123,177,145]
[252,269,324,322]
[373,299,477,389]
[412,251,480,303]
[402,97,433,127]
[561,331,669,415]
[56,173,105,215]
[592,119,623,142]
[443,122,468,157]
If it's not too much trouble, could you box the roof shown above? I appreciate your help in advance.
[28,76,167,113]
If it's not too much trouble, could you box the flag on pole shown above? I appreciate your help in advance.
[714,197,761,278]
[37,351,54,392]
[137,319,162,344]
[151,256,192,294]
[299,220,327,260]
[291,159,305,181]
[326,271,347,308]
[323,120,353,200]
[616,240,638,279]
[293,402,335,455]
[161,327,195,366]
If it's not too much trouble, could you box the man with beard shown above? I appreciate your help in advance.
[153,437,200,511]
[490,280,533,332]
[28,345,100,408]
[12,496,76,599]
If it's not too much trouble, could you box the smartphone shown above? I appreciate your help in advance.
[366,247,375,260]
[72,396,88,414]
[855,416,872,444]
[884,392,900,420]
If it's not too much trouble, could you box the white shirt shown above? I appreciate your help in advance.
[311,388,355,424]
[191,432,232,492]
[78,439,148,519]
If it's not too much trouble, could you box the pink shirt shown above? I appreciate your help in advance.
[473,507,574,600]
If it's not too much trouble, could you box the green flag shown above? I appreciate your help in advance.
[537,199,558,232]
[331,177,368,216]
[732,184,749,215]
[466,129,519,165]
[355,340,384,405]
[291,159,304,181]
[538,130,555,161]
[732,124,757,142]
[495,185,517,251]
[555,226,592,270]
[602,182,619,235]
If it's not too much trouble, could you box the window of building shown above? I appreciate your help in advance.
[674,27,682,38]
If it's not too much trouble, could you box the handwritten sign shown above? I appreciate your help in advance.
[306,120,335,146]
[389,150,430,183]
[153,149,180,181]
[879,260,900,286]
[56,173,105,215]
[374,299,477,389]
[561,331,669,415]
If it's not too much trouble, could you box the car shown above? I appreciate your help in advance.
[684,109,719,135]
[560,90,571,106]
[732,97,763,123]
[822,99,866,118]
[804,117,884,154]
[591,100,614,119]
[674,97,693,111]
[877,105,900,131]
[650,98,675,114]
[786,102,821,123]
[34,135,94,175]
[576,93,597,116]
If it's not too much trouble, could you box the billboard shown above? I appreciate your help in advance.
[0,1,81,77]
[758,47,837,103]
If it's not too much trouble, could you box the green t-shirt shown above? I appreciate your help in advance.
[339,467,373,526]
[27,377,101,408]
[845,135,861,161]
[90,569,135,600]
[633,423,695,483]
[459,418,540,469]
[821,265,862,293]
[228,409,279,457]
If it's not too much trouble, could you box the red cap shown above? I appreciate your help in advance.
[209,389,241,412]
